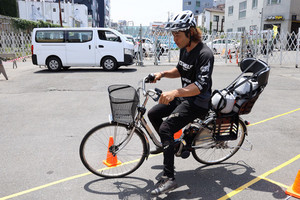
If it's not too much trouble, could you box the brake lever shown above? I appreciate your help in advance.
[152,88,162,102]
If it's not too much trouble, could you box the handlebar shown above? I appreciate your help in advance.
[140,73,162,102]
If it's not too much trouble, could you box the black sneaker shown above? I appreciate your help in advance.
[151,177,177,195]
[150,147,163,154]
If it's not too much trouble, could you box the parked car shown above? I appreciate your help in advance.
[124,34,139,58]
[206,39,240,54]
[31,27,134,71]
[134,38,153,57]
[134,38,169,58]
[124,34,136,46]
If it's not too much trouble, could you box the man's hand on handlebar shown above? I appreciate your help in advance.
[149,72,163,83]
[159,90,176,105]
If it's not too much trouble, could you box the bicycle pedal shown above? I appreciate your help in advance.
[181,151,190,159]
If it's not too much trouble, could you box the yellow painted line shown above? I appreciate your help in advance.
[262,177,290,189]
[0,172,92,200]
[248,108,300,126]
[1,108,299,200]
[0,154,161,200]
[218,154,300,200]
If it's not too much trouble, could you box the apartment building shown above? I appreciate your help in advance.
[17,0,88,27]
[225,0,300,33]
[54,0,110,27]
[197,5,225,33]
[183,0,214,15]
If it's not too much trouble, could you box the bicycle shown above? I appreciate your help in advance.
[79,58,270,178]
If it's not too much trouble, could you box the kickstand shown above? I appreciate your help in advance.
[239,138,253,151]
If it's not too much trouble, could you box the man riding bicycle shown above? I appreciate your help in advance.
[148,10,214,195]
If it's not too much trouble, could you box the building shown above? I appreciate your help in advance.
[197,5,225,33]
[183,0,214,15]
[53,0,110,27]
[225,0,300,33]
[17,0,88,27]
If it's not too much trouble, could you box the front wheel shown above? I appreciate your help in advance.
[192,118,246,165]
[79,122,147,178]
[101,57,118,71]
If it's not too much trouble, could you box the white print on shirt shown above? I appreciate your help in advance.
[201,61,210,72]
[179,60,193,71]
[198,75,208,84]
[194,81,203,90]
[182,77,192,84]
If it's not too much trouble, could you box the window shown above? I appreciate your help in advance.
[228,6,233,16]
[237,27,246,32]
[67,31,93,43]
[239,1,247,19]
[98,30,121,42]
[213,15,220,22]
[36,30,65,43]
[267,0,281,4]
[252,0,258,8]
[184,1,192,6]
[53,8,56,12]
[196,1,200,7]
[227,28,233,32]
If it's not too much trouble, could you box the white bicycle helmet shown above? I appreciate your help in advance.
[165,10,196,31]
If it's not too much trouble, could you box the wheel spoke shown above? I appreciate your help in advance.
[80,122,146,178]
[192,119,246,164]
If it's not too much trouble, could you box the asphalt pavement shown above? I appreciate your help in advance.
[0,59,300,200]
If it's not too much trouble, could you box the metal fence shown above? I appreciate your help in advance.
[0,27,299,67]
[125,26,300,67]
[0,31,32,59]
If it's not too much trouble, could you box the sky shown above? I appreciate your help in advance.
[110,0,182,26]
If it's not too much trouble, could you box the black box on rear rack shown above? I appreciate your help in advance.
[108,84,139,124]
[214,114,239,141]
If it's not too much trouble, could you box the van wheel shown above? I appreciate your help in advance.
[102,57,118,71]
[47,57,62,72]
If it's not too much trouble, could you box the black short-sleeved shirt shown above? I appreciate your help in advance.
[176,42,214,109]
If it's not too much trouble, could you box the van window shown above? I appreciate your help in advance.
[98,30,121,42]
[36,30,64,43]
[67,31,93,43]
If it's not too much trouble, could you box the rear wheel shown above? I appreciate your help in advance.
[46,57,62,72]
[79,122,147,178]
[192,118,246,165]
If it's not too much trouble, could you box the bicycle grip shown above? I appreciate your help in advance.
[145,73,156,83]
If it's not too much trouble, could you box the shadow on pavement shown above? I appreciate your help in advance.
[83,161,287,200]
[33,68,137,74]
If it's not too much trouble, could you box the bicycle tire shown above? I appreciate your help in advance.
[192,118,246,165]
[79,122,147,178]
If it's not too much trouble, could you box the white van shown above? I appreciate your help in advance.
[31,27,134,71]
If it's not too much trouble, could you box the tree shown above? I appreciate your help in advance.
[0,0,17,17]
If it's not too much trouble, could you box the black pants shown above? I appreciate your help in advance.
[148,98,208,178]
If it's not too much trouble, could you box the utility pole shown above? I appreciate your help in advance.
[58,0,63,27]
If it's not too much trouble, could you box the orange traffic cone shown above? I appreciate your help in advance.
[103,136,122,167]
[236,50,239,64]
[174,129,183,139]
[228,49,232,63]
[285,170,300,198]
